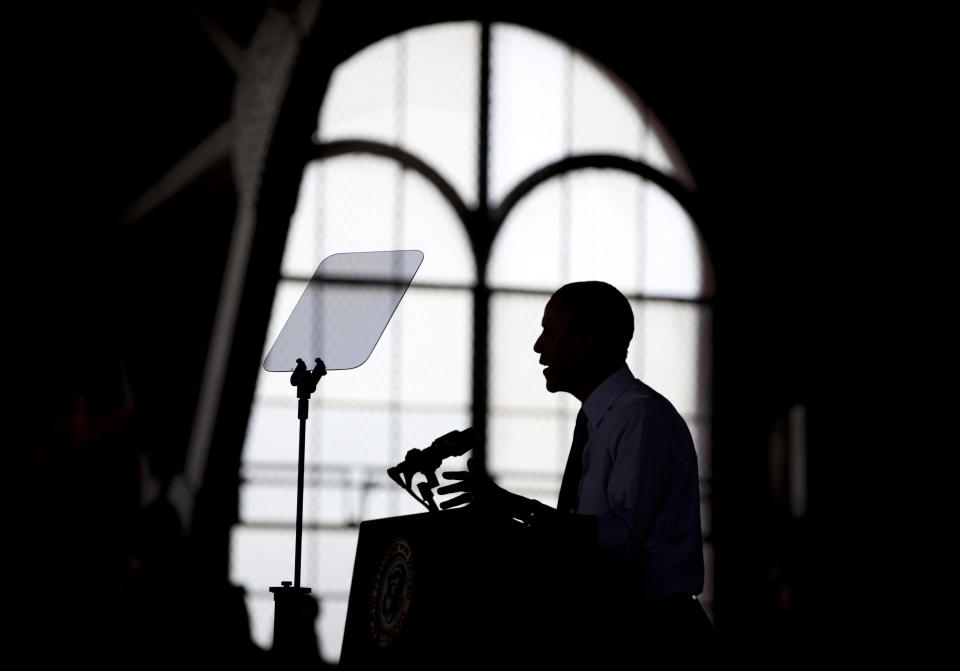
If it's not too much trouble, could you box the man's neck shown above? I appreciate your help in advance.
[570,361,624,403]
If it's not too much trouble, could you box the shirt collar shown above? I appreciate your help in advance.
[582,363,635,430]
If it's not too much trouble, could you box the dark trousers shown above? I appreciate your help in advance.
[561,593,709,666]
[640,595,714,664]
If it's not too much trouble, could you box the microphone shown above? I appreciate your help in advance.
[387,428,478,488]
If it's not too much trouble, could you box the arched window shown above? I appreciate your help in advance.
[230,21,714,661]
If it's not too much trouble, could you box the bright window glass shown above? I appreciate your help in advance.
[489,23,691,205]
[487,171,713,298]
[320,23,480,206]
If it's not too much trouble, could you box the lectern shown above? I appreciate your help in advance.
[340,507,605,668]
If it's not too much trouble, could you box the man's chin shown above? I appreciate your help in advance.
[542,369,563,393]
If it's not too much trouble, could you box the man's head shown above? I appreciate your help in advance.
[533,281,634,400]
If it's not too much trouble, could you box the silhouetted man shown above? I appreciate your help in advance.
[441,281,711,660]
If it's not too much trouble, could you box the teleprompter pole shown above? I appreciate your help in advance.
[270,357,326,661]
[290,357,325,586]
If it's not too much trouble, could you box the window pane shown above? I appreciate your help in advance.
[488,291,579,505]
[230,526,293,599]
[240,481,298,524]
[488,411,570,503]
[489,169,712,298]
[629,300,711,416]
[489,292,558,408]
[397,287,472,405]
[319,37,399,143]
[319,23,480,207]
[404,23,480,206]
[645,182,715,298]
[281,156,400,276]
[229,526,360,658]
[568,169,647,291]
[570,53,687,185]
[400,171,476,285]
[486,178,564,290]
[490,23,567,204]
[283,156,475,285]
[315,406,393,468]
[243,397,300,463]
[490,23,687,205]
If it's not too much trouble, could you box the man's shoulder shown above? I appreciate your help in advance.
[604,381,696,460]
[610,379,686,427]
[615,378,665,408]
[589,367,683,428]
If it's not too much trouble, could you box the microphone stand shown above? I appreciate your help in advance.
[386,429,478,512]
[387,449,443,513]
[269,357,326,661]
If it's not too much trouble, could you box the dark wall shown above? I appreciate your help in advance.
[21,0,902,662]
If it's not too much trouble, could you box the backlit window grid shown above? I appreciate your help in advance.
[488,23,683,206]
[233,21,713,660]
[319,23,480,207]
[286,156,475,286]
[488,171,710,299]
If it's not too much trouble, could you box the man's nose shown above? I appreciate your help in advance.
[533,333,542,353]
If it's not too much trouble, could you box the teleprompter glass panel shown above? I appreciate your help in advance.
[262,250,423,372]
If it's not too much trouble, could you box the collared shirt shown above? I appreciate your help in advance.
[575,364,704,600]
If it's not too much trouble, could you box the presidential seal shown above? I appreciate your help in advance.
[369,538,415,648]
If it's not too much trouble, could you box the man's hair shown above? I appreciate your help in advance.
[551,281,634,363]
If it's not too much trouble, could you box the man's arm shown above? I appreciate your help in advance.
[591,401,682,563]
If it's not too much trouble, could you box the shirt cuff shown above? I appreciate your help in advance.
[596,514,631,559]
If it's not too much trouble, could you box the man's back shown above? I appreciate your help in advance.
[576,365,704,600]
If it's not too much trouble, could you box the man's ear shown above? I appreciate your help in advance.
[579,327,597,359]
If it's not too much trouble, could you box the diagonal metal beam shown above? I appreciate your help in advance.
[121,121,234,224]
[192,8,245,74]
